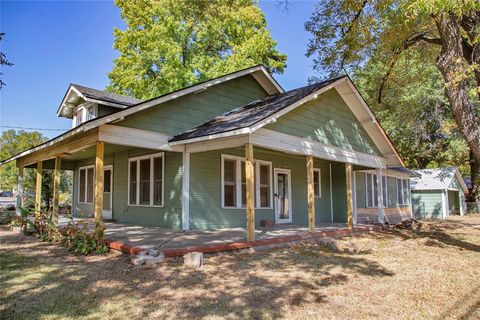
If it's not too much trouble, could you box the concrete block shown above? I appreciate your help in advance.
[147,249,161,257]
[131,257,146,266]
[184,252,204,268]
[144,252,165,266]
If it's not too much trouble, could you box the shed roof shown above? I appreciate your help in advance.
[411,167,468,193]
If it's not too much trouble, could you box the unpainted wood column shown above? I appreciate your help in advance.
[245,143,255,241]
[94,141,104,225]
[35,161,43,216]
[306,156,315,232]
[52,157,61,226]
[345,163,354,229]
[16,165,24,216]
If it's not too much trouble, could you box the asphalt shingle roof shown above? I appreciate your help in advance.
[169,76,344,142]
[72,84,142,107]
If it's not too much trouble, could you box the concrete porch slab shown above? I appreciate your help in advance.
[99,222,381,257]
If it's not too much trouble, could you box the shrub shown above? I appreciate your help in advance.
[16,207,108,255]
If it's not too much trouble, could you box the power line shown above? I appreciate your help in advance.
[0,125,69,132]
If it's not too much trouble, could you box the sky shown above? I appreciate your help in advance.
[0,0,319,138]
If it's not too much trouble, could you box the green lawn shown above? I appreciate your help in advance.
[1,216,480,319]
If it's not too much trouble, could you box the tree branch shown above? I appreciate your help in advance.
[339,0,369,69]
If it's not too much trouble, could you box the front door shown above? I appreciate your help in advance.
[274,168,292,223]
[102,166,113,220]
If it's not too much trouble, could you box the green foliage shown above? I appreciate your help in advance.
[0,32,13,89]
[353,51,469,173]
[0,129,48,191]
[305,0,478,177]
[15,208,108,255]
[107,0,287,99]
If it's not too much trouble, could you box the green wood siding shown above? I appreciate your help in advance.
[412,190,443,219]
[72,149,182,228]
[330,163,348,222]
[117,75,267,135]
[189,147,338,229]
[265,89,380,155]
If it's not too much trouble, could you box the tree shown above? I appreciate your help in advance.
[0,32,13,89]
[0,130,48,192]
[107,0,287,99]
[305,0,480,204]
[354,50,469,172]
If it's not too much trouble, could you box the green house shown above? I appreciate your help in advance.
[411,167,468,219]
[2,65,416,239]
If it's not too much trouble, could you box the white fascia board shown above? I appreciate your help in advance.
[251,128,386,168]
[185,135,250,153]
[98,125,183,152]
[57,85,83,117]
[357,168,413,179]
[454,169,469,193]
[82,97,129,109]
[335,80,404,167]
[249,78,348,133]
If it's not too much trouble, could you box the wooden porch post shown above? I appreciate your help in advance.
[16,165,24,217]
[245,143,255,241]
[52,157,61,226]
[94,141,104,226]
[306,156,315,232]
[345,163,354,229]
[35,161,43,216]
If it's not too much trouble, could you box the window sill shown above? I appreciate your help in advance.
[221,206,274,210]
[78,202,93,205]
[128,204,164,208]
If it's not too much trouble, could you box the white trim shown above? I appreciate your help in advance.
[329,163,333,222]
[353,170,357,224]
[313,168,321,197]
[251,129,386,168]
[78,165,95,204]
[274,168,293,224]
[182,152,190,230]
[102,165,113,219]
[441,190,447,220]
[365,173,377,208]
[220,154,273,209]
[127,152,164,207]
[376,168,384,223]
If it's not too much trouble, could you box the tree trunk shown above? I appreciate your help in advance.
[435,12,480,208]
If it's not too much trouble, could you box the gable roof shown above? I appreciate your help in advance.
[169,76,343,143]
[1,65,284,166]
[169,75,404,167]
[411,167,468,192]
[57,84,142,117]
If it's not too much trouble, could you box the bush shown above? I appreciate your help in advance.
[0,210,16,225]
[16,207,108,255]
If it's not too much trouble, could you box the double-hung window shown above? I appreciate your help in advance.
[366,173,379,208]
[397,178,410,205]
[222,155,272,209]
[128,153,164,206]
[78,166,95,204]
[382,176,388,207]
[313,169,321,197]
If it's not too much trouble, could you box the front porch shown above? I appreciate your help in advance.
[57,217,379,256]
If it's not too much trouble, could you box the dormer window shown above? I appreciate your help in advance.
[72,104,97,127]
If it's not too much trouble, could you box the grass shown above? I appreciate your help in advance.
[1,215,480,319]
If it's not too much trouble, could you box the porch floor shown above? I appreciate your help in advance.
[58,216,379,256]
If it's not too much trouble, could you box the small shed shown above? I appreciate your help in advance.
[411,167,468,219]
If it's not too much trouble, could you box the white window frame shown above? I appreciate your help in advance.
[382,175,388,208]
[127,152,164,207]
[73,103,97,127]
[221,154,273,209]
[365,173,378,208]
[396,178,410,206]
[313,168,321,197]
[78,165,95,204]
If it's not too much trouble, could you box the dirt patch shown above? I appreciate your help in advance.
[1,215,480,319]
